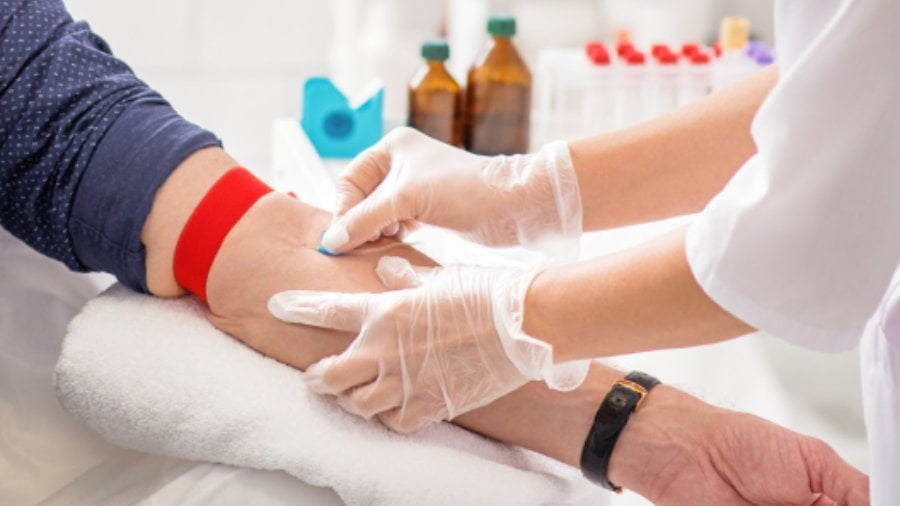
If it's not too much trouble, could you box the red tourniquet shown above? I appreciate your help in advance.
[173,168,273,303]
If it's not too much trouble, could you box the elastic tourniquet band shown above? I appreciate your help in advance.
[173,168,273,303]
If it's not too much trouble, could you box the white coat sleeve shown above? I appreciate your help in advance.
[686,0,900,351]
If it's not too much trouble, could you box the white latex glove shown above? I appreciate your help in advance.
[268,256,590,433]
[320,127,583,260]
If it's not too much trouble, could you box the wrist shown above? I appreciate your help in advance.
[607,384,722,498]
[522,268,575,360]
[206,193,329,310]
[478,142,581,254]
[453,362,616,467]
[521,141,583,255]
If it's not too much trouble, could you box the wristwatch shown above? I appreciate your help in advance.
[579,371,661,492]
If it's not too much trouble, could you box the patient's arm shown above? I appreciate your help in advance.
[201,186,867,505]
[142,149,865,504]
[205,191,433,368]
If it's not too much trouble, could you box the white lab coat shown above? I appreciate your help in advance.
[686,0,900,503]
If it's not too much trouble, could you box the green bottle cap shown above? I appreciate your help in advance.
[487,15,516,37]
[421,39,450,61]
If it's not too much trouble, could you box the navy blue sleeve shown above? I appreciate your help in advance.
[0,0,221,292]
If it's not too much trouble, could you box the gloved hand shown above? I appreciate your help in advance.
[320,127,583,260]
[268,256,590,433]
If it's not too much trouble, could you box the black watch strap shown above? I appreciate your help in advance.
[579,371,661,492]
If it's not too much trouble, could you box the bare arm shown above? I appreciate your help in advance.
[524,227,754,361]
[511,70,778,360]
[572,66,778,231]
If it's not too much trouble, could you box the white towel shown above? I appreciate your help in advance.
[54,285,604,506]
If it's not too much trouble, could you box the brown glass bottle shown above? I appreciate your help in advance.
[408,40,463,146]
[464,15,531,155]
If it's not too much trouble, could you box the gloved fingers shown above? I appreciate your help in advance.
[377,396,450,434]
[304,351,379,395]
[397,220,419,238]
[333,177,367,221]
[321,183,408,254]
[268,290,369,332]
[375,256,439,290]
[336,376,403,419]
[381,222,401,237]
[333,134,394,217]
[343,223,400,249]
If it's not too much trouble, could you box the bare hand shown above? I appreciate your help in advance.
[611,386,869,506]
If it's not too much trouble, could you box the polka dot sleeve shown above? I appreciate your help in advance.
[0,0,221,292]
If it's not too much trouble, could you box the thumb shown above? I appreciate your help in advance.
[375,256,440,289]
[333,133,395,217]
[321,185,406,254]
[807,440,870,506]
[268,290,371,332]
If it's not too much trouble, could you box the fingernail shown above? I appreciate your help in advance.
[304,373,328,394]
[320,224,349,254]
[375,256,416,287]
[377,255,408,275]
[336,395,365,418]
[383,222,401,237]
[268,292,324,324]
[267,294,291,321]
[304,357,335,393]
[317,245,341,257]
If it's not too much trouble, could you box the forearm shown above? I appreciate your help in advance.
[571,65,777,231]
[524,226,753,361]
[193,191,653,467]
[458,360,713,486]
[455,361,627,467]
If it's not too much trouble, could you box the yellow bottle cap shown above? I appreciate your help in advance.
[720,16,750,51]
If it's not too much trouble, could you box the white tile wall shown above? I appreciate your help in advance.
[64,0,332,171]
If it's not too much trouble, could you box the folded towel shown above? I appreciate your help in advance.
[55,285,603,506]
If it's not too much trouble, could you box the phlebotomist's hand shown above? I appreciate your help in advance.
[319,127,583,259]
[268,255,590,433]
